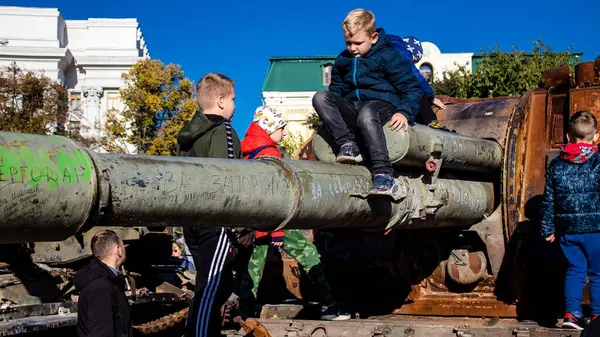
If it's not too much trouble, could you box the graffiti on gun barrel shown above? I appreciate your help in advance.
[121,170,290,199]
[0,163,89,223]
[0,164,87,186]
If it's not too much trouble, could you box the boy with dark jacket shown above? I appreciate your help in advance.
[177,73,254,337]
[237,106,350,321]
[312,8,423,197]
[541,111,600,331]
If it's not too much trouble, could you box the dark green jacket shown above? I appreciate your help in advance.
[176,111,241,159]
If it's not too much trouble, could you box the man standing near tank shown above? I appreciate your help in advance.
[74,230,131,337]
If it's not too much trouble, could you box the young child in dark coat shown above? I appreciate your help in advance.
[541,111,600,331]
[312,8,423,197]
[387,34,449,129]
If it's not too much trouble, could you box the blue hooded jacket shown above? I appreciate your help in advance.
[540,143,600,237]
[388,34,435,103]
[329,28,423,122]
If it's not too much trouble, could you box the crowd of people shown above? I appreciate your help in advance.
[71,7,600,337]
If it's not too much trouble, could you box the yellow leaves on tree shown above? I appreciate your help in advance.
[100,59,198,155]
[0,62,69,135]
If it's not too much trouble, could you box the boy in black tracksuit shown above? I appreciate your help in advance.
[177,73,254,337]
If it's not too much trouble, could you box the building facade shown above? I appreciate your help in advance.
[0,6,149,146]
[262,42,473,141]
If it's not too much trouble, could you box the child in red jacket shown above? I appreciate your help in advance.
[238,106,350,321]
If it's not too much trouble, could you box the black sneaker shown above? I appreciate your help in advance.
[562,312,585,330]
[320,304,351,321]
[336,142,363,163]
[368,173,398,197]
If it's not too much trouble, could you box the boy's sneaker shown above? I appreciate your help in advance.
[562,312,585,330]
[320,304,351,321]
[336,142,363,163]
[368,173,398,197]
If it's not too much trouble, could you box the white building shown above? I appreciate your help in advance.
[262,43,474,141]
[417,42,473,83]
[0,6,149,143]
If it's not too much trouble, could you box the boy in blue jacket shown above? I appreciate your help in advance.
[312,8,423,196]
[388,34,448,128]
[541,111,600,331]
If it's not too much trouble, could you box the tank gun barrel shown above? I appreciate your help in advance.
[313,124,503,173]
[0,132,494,244]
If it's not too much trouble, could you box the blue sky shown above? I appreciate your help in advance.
[5,0,600,134]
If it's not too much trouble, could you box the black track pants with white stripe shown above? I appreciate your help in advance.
[184,227,236,337]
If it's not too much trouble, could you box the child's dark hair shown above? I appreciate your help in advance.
[569,111,598,141]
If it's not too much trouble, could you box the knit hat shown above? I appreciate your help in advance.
[253,106,287,134]
[402,36,424,62]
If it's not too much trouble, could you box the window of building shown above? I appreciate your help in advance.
[68,120,81,135]
[322,63,333,86]
[419,64,433,83]
[107,93,120,111]
[69,92,81,111]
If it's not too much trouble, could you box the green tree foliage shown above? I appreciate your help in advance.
[100,59,198,154]
[280,131,305,156]
[433,39,577,98]
[304,111,323,131]
[0,62,69,135]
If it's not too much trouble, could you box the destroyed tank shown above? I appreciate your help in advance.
[0,57,599,336]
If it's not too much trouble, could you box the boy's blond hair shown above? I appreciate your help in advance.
[342,8,376,37]
[569,111,598,141]
[196,73,234,110]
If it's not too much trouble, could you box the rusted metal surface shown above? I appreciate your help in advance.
[446,250,487,285]
[545,91,568,148]
[501,91,532,237]
[235,317,272,337]
[133,307,188,334]
[393,295,516,318]
[543,66,572,91]
[595,57,600,82]
[0,132,97,244]
[436,99,518,145]
[575,61,597,88]
[255,317,579,337]
[571,87,600,118]
[293,134,317,161]
[312,124,503,173]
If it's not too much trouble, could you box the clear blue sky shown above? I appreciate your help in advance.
[6,0,600,134]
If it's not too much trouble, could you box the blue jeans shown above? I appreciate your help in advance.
[559,232,600,316]
[312,91,396,175]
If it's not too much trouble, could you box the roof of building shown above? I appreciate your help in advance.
[262,56,335,92]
